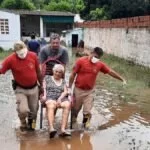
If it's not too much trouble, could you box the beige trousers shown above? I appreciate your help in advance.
[73,87,94,116]
[15,86,39,122]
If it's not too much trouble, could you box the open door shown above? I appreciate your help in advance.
[72,34,78,47]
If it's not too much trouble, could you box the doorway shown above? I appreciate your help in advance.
[72,34,78,47]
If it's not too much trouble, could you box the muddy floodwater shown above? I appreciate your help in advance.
[0,50,150,150]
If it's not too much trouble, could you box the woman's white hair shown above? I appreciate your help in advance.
[53,64,65,73]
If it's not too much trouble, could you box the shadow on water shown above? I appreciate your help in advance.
[1,48,150,150]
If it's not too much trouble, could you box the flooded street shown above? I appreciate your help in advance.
[0,50,150,150]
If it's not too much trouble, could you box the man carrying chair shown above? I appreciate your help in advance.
[39,33,69,131]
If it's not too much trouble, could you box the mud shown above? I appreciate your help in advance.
[0,50,150,150]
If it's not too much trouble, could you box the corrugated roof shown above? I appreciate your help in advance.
[0,9,75,16]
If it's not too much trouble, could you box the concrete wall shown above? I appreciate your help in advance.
[84,28,150,67]
[0,11,20,50]
[75,16,150,67]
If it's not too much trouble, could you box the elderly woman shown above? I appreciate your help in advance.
[41,64,71,138]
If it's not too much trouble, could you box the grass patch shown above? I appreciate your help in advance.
[0,50,13,60]
[99,53,150,114]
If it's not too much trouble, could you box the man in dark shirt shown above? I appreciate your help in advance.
[28,34,40,55]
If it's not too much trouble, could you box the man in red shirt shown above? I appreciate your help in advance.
[0,41,43,131]
[69,47,126,129]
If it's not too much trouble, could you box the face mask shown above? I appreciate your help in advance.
[91,56,99,63]
[16,48,28,59]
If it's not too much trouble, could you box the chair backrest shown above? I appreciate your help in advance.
[41,57,63,77]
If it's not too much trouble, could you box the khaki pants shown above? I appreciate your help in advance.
[15,86,39,122]
[73,87,94,117]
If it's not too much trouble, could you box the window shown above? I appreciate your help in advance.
[0,19,9,34]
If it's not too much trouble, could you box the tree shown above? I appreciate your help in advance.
[44,1,72,12]
[0,0,3,5]
[44,0,85,13]
[32,0,44,9]
[90,7,110,20]
[1,0,36,10]
[110,0,149,19]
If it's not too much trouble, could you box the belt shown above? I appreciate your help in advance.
[76,86,93,91]
[17,82,37,89]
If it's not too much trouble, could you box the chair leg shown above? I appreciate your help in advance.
[40,104,43,129]
[70,108,73,129]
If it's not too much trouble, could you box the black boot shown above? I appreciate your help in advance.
[82,114,91,129]
[27,119,36,131]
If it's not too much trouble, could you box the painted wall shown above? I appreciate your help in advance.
[84,28,150,67]
[65,28,84,46]
[0,11,20,50]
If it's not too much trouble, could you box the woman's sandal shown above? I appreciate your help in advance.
[59,131,71,137]
[49,130,57,138]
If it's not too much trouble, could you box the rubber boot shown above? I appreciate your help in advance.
[82,114,91,129]
[27,119,36,131]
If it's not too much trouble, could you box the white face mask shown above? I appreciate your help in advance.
[16,48,28,59]
[91,56,99,63]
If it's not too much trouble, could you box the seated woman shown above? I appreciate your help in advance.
[40,64,71,138]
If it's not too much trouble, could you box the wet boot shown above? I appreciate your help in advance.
[27,119,36,131]
[20,119,27,132]
[82,114,91,129]
[71,116,78,129]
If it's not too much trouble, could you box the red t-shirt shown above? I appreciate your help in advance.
[73,56,111,90]
[0,51,39,87]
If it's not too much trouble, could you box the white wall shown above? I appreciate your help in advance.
[84,28,150,67]
[65,28,84,46]
[0,11,21,50]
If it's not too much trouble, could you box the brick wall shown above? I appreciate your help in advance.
[75,16,150,28]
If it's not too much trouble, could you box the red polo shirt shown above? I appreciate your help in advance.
[0,51,39,87]
[73,56,111,90]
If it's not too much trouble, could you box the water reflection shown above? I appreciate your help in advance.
[1,48,150,150]
[19,131,92,150]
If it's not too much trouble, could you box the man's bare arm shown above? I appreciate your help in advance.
[69,71,76,88]
[108,69,126,84]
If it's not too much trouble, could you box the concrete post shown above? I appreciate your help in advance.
[40,16,44,37]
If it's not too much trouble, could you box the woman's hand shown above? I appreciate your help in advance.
[56,98,62,107]
[39,94,47,105]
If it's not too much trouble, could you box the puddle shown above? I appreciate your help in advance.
[0,49,150,150]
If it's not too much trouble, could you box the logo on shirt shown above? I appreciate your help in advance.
[93,67,98,73]
[28,63,34,69]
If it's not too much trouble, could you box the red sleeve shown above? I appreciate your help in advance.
[73,58,82,74]
[100,62,111,74]
[0,56,11,74]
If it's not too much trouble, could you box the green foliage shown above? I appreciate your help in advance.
[0,49,12,59]
[1,0,36,10]
[0,47,4,52]
[89,6,110,20]
[0,0,3,5]
[81,0,150,20]
[31,0,43,9]
[110,0,149,18]
[0,0,149,19]
[44,0,85,13]
[44,1,71,12]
